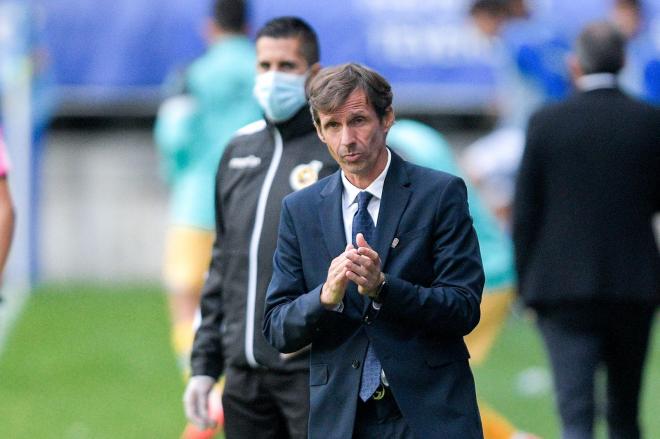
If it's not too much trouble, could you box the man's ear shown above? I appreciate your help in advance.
[309,62,321,77]
[383,107,395,132]
[305,63,321,98]
[203,18,221,46]
[567,54,583,84]
[305,63,322,94]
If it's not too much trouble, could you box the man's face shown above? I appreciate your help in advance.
[316,88,394,188]
[256,36,309,74]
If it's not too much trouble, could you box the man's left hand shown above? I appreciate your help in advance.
[346,233,384,298]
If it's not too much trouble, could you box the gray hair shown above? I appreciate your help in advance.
[307,63,393,128]
[575,21,626,75]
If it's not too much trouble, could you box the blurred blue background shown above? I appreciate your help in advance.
[39,0,660,115]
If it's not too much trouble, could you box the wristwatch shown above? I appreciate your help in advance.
[372,273,386,303]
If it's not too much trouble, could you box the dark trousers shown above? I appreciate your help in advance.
[536,303,656,439]
[353,386,415,439]
[222,366,309,439]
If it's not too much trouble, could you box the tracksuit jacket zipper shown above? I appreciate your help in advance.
[244,127,283,367]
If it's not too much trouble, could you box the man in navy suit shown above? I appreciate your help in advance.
[263,63,485,438]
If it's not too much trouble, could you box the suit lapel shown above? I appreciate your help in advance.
[319,172,346,259]
[361,151,411,314]
[319,172,365,312]
[373,151,412,274]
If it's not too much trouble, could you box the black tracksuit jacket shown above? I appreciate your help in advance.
[191,107,338,378]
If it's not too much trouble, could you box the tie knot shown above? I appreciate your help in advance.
[357,191,373,211]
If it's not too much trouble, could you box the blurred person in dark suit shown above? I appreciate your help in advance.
[513,21,660,439]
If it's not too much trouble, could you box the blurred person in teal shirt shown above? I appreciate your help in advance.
[388,120,538,439]
[154,0,261,376]
[387,120,515,294]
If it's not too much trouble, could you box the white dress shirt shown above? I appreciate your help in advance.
[341,148,392,246]
[576,73,617,92]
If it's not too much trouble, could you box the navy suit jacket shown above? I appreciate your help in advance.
[514,88,660,308]
[263,151,485,438]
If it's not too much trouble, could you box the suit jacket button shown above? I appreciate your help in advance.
[363,315,370,324]
[352,360,361,369]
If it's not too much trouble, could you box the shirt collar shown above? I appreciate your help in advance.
[576,73,618,92]
[341,147,391,207]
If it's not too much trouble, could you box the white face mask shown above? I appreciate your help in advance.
[253,71,308,123]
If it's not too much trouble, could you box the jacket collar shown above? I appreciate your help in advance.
[266,105,317,142]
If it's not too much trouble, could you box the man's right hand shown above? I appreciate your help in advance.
[320,244,354,309]
[183,375,217,430]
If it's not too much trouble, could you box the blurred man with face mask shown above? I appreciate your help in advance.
[183,16,338,439]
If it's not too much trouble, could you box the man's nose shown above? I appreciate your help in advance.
[340,126,356,146]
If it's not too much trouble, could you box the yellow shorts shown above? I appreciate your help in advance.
[465,287,515,365]
[163,226,215,295]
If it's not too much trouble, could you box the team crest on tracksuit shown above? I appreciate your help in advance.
[290,160,323,190]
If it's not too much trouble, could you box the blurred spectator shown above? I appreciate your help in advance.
[462,0,570,229]
[153,0,261,376]
[0,128,15,284]
[514,21,660,439]
[388,120,536,439]
[183,17,338,438]
[611,0,660,104]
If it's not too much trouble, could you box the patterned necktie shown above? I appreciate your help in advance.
[352,191,382,401]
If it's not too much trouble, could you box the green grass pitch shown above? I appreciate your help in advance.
[0,283,657,438]
[0,283,186,438]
